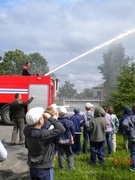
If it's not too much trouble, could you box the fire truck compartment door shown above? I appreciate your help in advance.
[28,84,48,110]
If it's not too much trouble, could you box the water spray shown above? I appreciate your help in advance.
[45,29,135,76]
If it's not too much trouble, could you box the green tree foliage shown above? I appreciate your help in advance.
[0,50,49,75]
[75,88,93,99]
[98,43,130,97]
[29,52,49,75]
[0,50,28,75]
[57,81,77,98]
[109,63,135,117]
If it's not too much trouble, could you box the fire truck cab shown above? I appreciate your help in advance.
[0,75,58,125]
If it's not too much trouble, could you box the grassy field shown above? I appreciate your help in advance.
[54,134,135,180]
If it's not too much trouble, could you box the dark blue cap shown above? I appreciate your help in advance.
[74,107,80,113]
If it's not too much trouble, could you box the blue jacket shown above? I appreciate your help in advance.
[70,114,84,134]
[58,116,75,145]
[119,107,132,135]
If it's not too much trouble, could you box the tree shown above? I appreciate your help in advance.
[98,43,130,98]
[109,62,135,117]
[57,81,77,98]
[0,50,28,75]
[75,88,93,99]
[0,50,49,75]
[29,52,49,75]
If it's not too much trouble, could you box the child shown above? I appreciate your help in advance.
[43,106,56,130]
[70,107,84,155]
[57,107,75,170]
[82,102,94,153]
[107,106,119,152]
[44,106,59,155]
[50,103,59,119]
[44,103,59,129]
[102,105,112,155]
[122,103,135,172]
[89,106,106,164]
[119,107,132,151]
[24,107,65,180]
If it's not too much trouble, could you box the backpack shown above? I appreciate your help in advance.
[83,112,93,127]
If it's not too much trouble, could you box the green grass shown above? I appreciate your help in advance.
[54,134,135,180]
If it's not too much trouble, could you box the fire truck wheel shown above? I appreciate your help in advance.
[1,106,13,125]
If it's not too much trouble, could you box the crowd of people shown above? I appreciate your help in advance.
[1,92,135,179]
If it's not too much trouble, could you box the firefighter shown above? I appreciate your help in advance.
[9,93,35,145]
[22,62,31,76]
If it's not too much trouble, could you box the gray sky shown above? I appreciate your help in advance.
[0,0,135,92]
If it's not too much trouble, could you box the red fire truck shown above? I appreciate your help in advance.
[0,75,58,124]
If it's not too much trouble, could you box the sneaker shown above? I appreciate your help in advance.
[60,168,66,171]
[89,162,96,165]
[130,169,135,172]
[19,142,25,145]
[19,141,25,145]
[10,143,16,146]
[69,167,75,170]
[99,161,105,165]
[107,154,112,158]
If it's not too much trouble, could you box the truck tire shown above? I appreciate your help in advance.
[1,106,13,125]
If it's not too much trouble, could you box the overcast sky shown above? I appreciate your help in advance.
[0,0,135,92]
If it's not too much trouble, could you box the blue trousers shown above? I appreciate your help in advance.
[90,141,105,164]
[106,132,112,154]
[72,134,81,154]
[30,168,54,180]
[130,141,135,170]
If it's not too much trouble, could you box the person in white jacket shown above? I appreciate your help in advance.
[0,140,7,162]
[107,106,119,152]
